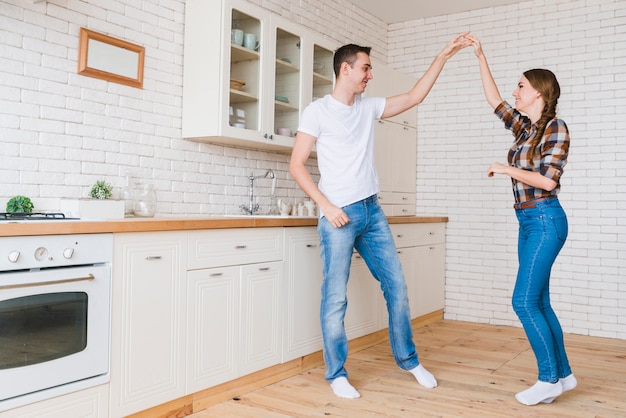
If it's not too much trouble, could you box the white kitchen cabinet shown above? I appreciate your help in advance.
[283,227,391,360]
[182,0,335,153]
[367,60,418,216]
[375,119,417,216]
[239,261,282,375]
[413,243,445,316]
[345,252,384,339]
[186,228,283,391]
[390,223,446,319]
[186,266,240,392]
[110,232,187,418]
[1,385,108,418]
[282,227,323,362]
[366,60,417,127]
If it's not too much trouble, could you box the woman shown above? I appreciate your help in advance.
[468,35,577,406]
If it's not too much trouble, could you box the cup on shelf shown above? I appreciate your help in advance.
[243,33,259,50]
[276,128,291,137]
[231,29,244,46]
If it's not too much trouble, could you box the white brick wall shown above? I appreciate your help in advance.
[0,0,623,339]
[388,0,626,339]
[0,0,385,216]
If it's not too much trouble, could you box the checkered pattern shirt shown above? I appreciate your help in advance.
[494,101,570,204]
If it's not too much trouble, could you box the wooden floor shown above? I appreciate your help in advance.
[189,320,626,418]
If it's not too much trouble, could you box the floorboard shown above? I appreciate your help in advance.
[189,320,626,417]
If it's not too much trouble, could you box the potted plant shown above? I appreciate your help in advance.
[88,180,113,199]
[60,179,124,219]
[6,195,34,213]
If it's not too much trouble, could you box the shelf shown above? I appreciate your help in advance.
[275,59,299,74]
[231,44,259,63]
[274,100,298,111]
[230,89,257,104]
[313,72,333,86]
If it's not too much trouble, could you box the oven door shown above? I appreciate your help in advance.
[0,264,111,403]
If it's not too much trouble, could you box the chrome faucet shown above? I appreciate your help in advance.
[240,169,275,215]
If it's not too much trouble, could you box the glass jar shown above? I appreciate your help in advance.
[121,171,135,217]
[133,183,156,217]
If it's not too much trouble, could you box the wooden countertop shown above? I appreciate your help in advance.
[0,216,448,237]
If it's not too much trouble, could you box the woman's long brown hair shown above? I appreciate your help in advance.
[523,69,560,166]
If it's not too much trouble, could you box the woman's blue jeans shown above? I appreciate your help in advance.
[318,195,419,382]
[513,197,572,383]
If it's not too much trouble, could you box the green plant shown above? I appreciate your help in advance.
[6,195,34,213]
[88,180,113,199]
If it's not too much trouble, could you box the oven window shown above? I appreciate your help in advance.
[0,292,88,370]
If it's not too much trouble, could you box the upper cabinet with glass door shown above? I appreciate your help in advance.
[312,43,334,102]
[182,0,336,154]
[270,22,302,149]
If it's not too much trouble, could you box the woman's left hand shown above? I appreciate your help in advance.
[487,162,509,177]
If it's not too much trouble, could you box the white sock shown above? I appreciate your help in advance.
[560,374,577,392]
[516,380,563,406]
[330,377,361,399]
[541,374,578,404]
[409,364,438,388]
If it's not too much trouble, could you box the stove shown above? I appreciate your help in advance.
[0,212,80,223]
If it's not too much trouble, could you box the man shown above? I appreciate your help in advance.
[289,33,470,399]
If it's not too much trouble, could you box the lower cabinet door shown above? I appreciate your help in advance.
[345,253,382,339]
[282,228,323,362]
[111,233,186,417]
[414,244,445,316]
[239,261,283,375]
[186,266,240,392]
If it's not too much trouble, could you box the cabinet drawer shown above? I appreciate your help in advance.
[378,192,414,205]
[188,228,283,269]
[390,204,415,217]
[390,223,445,248]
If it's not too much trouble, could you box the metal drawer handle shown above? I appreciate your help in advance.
[145,256,162,260]
[259,267,270,271]
[306,244,317,248]
[235,245,247,249]
[210,272,223,277]
[396,234,404,238]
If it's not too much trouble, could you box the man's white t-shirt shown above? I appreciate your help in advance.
[297,94,386,214]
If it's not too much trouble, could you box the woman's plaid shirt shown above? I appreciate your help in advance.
[494,101,570,204]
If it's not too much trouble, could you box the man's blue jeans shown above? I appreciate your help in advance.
[317,194,419,382]
[513,197,572,383]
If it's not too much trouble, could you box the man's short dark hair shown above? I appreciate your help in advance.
[333,44,371,77]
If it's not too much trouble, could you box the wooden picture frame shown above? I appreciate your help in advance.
[77,28,145,89]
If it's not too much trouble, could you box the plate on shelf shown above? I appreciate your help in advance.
[275,95,289,103]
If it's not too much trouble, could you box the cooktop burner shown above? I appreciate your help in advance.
[0,212,80,221]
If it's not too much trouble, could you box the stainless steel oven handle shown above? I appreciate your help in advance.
[0,273,95,290]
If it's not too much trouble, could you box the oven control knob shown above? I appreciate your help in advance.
[63,248,75,259]
[8,251,20,263]
[34,247,49,261]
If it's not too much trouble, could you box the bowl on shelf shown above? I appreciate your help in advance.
[313,62,325,73]
[275,95,289,103]
[230,78,245,90]
[276,128,292,136]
